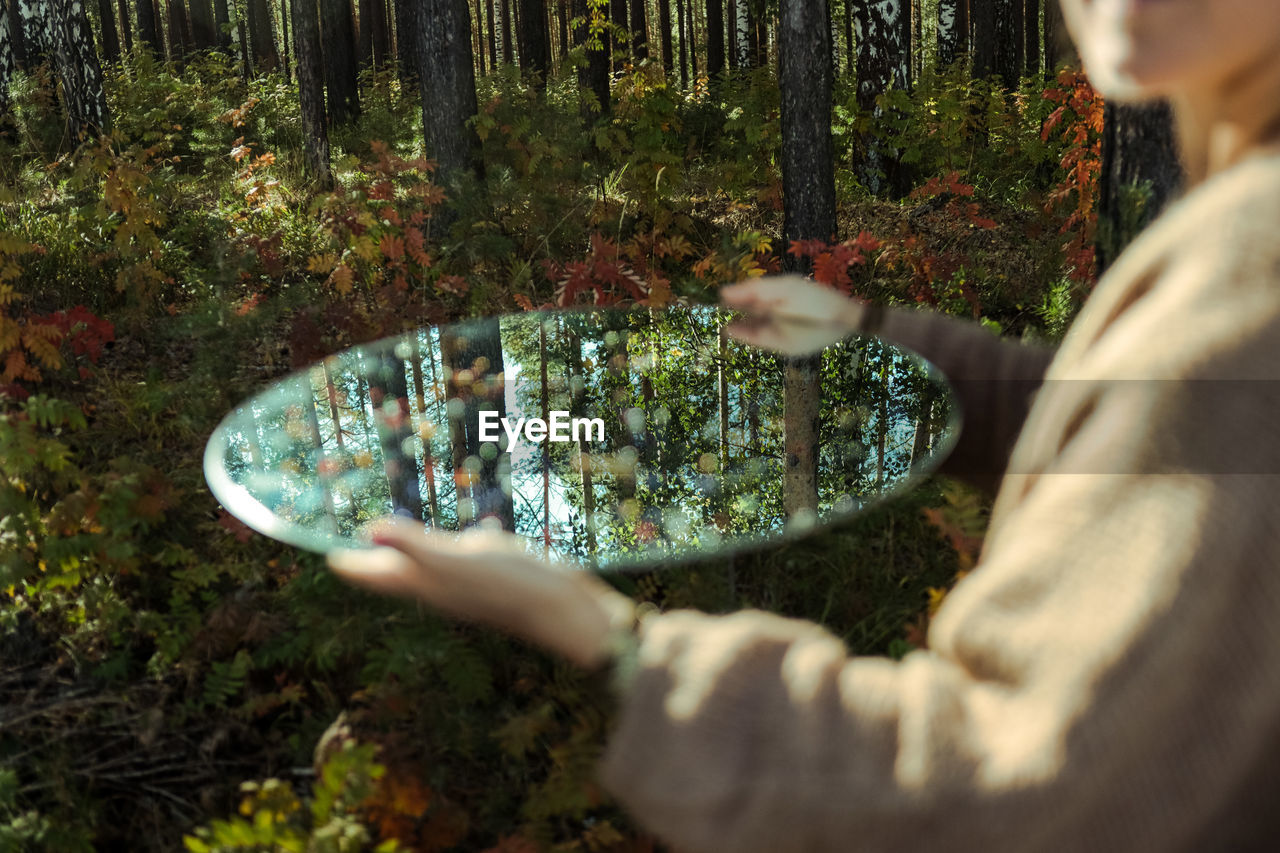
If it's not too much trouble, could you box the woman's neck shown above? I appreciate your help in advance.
[1172,50,1280,185]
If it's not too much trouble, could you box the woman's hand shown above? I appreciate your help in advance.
[720,275,869,356]
[327,519,635,669]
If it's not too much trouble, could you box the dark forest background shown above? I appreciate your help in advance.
[2,0,1182,849]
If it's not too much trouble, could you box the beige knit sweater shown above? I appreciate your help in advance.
[599,148,1280,852]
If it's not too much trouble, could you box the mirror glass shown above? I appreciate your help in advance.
[204,306,959,570]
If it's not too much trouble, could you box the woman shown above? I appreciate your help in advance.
[329,1,1280,848]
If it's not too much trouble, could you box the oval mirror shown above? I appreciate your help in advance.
[204,306,960,570]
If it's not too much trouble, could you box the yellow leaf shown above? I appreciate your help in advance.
[0,315,19,352]
[328,264,355,295]
[307,252,339,274]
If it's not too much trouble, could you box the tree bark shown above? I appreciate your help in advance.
[675,0,686,84]
[394,0,417,84]
[320,0,360,122]
[994,0,1022,89]
[6,0,29,70]
[167,0,193,59]
[629,0,646,61]
[292,0,331,185]
[608,0,624,70]
[853,0,908,194]
[499,0,512,61]
[97,0,121,60]
[417,0,481,187]
[1024,0,1038,75]
[280,0,292,79]
[188,0,215,47]
[657,0,671,70]
[1043,0,1074,72]
[212,0,230,48]
[23,0,110,138]
[970,0,994,79]
[247,0,278,69]
[936,0,966,69]
[370,0,388,65]
[0,11,13,126]
[704,0,723,76]
[1097,100,1183,275]
[135,0,161,53]
[574,0,608,115]
[517,0,548,81]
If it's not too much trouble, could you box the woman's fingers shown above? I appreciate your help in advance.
[327,544,426,598]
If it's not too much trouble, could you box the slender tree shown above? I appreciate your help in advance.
[500,0,512,61]
[516,0,548,81]
[97,0,121,60]
[247,0,278,68]
[188,0,216,47]
[417,0,481,188]
[778,0,834,515]
[608,0,623,70]
[280,0,292,80]
[657,0,670,70]
[575,0,608,115]
[291,0,330,185]
[628,0,645,60]
[1097,101,1183,275]
[675,0,686,85]
[1043,0,1073,71]
[136,0,161,52]
[394,0,417,84]
[212,0,230,48]
[853,0,908,193]
[704,0,723,76]
[319,0,359,121]
[1,10,13,125]
[1024,0,1038,75]
[937,0,966,69]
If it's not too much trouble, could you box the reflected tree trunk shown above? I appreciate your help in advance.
[539,322,552,549]
[567,329,597,553]
[718,323,730,468]
[410,333,441,526]
[304,371,341,532]
[782,356,819,515]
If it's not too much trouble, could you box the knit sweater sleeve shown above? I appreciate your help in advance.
[597,168,1280,850]
[872,307,1055,494]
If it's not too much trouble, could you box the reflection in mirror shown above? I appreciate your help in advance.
[205,306,959,570]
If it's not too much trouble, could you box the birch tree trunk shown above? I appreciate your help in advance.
[852,0,907,194]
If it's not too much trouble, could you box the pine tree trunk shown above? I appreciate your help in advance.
[136,0,161,53]
[629,0,646,60]
[970,0,994,78]
[704,0,722,76]
[1024,0,1038,75]
[485,0,496,64]
[320,0,360,122]
[394,0,416,84]
[6,0,28,69]
[675,0,686,84]
[657,0,671,70]
[499,0,511,61]
[247,0,278,68]
[608,0,624,70]
[517,0,548,81]
[188,0,215,47]
[168,0,194,58]
[280,0,292,79]
[417,0,480,188]
[97,0,122,60]
[574,0,608,115]
[292,0,330,185]
[685,0,695,77]
[370,0,387,65]
[1043,0,1073,72]
[994,0,1021,89]
[1097,101,1183,275]
[212,0,230,48]
[556,0,567,58]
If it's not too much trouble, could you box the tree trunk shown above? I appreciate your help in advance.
[704,0,722,76]
[1043,0,1073,71]
[394,0,417,84]
[1024,0,1038,75]
[292,0,331,185]
[417,0,481,187]
[320,0,360,122]
[370,0,388,65]
[675,0,686,85]
[574,0,608,115]
[499,0,512,61]
[6,0,29,70]
[212,0,230,49]
[24,0,110,138]
[629,0,646,61]
[657,0,670,70]
[247,0,278,69]
[97,0,122,60]
[409,335,441,526]
[517,0,548,81]
[1097,101,1183,276]
[188,0,215,47]
[994,0,1021,89]
[280,0,292,79]
[936,0,966,69]
[556,0,567,58]
[970,0,994,79]
[608,0,624,70]
[135,0,161,53]
[853,0,908,194]
[685,0,695,77]
[1,11,14,126]
[168,0,193,58]
[778,0,832,515]
[485,0,496,65]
